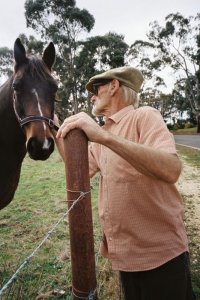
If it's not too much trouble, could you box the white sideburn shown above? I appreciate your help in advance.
[31,88,49,150]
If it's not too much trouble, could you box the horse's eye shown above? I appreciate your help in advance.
[12,81,21,92]
[13,83,18,91]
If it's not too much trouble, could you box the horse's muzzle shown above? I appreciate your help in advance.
[27,137,55,160]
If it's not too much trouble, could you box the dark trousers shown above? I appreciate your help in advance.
[120,252,195,300]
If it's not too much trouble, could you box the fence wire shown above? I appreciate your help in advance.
[0,183,121,299]
[0,190,91,297]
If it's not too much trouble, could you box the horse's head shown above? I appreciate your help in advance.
[12,38,58,160]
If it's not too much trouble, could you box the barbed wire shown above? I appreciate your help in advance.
[72,288,97,300]
[0,177,120,299]
[0,190,91,297]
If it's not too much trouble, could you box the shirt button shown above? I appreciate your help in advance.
[109,237,112,241]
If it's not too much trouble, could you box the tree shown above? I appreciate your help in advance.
[172,78,194,116]
[76,32,128,115]
[0,34,48,87]
[25,0,95,116]
[0,47,13,80]
[147,12,200,132]
[128,40,165,86]
[24,1,129,118]
[18,34,46,55]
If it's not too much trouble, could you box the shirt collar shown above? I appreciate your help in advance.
[107,105,135,124]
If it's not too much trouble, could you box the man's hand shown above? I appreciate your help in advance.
[56,112,182,183]
[56,112,106,143]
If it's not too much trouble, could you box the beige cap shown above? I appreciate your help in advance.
[86,66,144,93]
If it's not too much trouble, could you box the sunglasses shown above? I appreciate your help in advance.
[92,79,113,96]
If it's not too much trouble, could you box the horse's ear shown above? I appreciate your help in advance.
[42,42,56,71]
[14,38,28,67]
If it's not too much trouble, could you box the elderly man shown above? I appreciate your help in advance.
[56,66,194,300]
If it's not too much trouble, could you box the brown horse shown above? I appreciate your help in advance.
[0,38,59,210]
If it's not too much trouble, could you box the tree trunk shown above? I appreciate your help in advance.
[197,112,200,133]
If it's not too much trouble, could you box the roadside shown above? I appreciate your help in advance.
[172,127,198,135]
[177,154,200,234]
[176,146,200,297]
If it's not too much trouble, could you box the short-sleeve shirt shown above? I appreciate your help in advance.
[89,105,188,271]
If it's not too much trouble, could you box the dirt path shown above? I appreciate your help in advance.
[176,155,200,236]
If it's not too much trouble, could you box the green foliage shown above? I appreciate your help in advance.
[129,12,200,132]
[23,0,129,118]
[77,32,128,80]
[0,47,13,78]
[53,30,128,118]
[0,5,199,129]
[24,0,96,116]
[148,13,200,127]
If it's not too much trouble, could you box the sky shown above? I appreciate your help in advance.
[0,0,198,90]
[0,0,199,49]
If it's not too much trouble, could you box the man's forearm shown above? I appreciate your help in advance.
[100,130,181,183]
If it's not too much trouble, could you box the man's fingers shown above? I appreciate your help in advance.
[56,120,80,138]
[56,112,96,140]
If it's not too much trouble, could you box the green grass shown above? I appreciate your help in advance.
[177,145,200,168]
[0,151,70,299]
[172,127,198,135]
[0,151,119,299]
[0,147,199,299]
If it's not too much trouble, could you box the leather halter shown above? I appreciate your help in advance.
[13,95,59,132]
[19,115,59,131]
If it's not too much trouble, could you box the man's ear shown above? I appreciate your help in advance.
[110,79,120,96]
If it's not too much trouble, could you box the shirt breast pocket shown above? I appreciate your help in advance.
[107,153,141,183]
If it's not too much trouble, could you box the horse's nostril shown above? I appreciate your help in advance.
[27,137,37,154]
[27,137,54,160]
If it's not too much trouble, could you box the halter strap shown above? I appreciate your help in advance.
[13,95,59,132]
[20,115,59,131]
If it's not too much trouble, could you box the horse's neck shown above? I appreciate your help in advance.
[0,77,13,111]
[0,77,26,146]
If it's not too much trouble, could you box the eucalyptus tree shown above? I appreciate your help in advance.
[128,13,200,131]
[0,34,48,84]
[24,0,95,116]
[0,47,13,80]
[172,77,197,123]
[76,32,128,115]
[24,0,129,118]
[147,12,200,132]
[128,40,166,86]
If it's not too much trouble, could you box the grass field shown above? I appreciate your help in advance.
[0,151,119,299]
[172,127,198,135]
[0,147,199,299]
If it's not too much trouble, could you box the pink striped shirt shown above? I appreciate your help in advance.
[89,105,188,271]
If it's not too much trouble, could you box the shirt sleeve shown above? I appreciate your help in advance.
[88,142,100,177]
[136,107,177,154]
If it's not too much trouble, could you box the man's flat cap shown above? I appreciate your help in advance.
[86,66,144,94]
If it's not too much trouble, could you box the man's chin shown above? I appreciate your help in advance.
[92,107,103,117]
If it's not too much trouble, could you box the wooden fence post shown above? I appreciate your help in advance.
[64,129,98,300]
